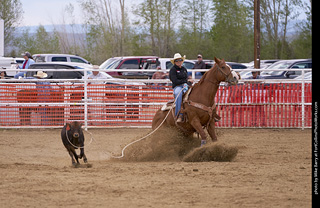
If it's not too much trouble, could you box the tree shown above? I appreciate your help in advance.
[53,3,85,55]
[260,0,302,59]
[15,25,60,54]
[0,0,23,54]
[291,0,312,58]
[210,0,253,62]
[80,0,130,64]
[177,0,211,59]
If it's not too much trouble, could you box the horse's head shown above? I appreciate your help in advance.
[214,57,240,85]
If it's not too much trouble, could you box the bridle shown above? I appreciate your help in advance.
[205,63,235,86]
[216,63,235,84]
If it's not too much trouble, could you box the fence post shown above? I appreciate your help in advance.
[301,69,305,130]
[84,70,88,130]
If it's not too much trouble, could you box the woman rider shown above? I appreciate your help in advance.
[169,53,191,123]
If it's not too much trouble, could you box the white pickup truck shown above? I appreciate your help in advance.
[33,54,91,65]
[0,57,24,77]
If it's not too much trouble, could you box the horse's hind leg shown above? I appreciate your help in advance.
[207,120,217,142]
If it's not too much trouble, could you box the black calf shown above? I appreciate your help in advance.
[61,121,87,166]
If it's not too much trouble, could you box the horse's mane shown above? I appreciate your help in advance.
[193,64,215,88]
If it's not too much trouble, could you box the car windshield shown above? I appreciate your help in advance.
[100,58,119,69]
[165,61,194,69]
[261,62,291,76]
[106,59,122,69]
[34,56,46,62]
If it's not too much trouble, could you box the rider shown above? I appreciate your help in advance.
[169,53,190,123]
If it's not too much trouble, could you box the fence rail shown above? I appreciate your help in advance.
[0,68,312,129]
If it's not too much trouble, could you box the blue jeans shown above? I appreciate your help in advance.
[173,85,184,117]
[14,72,26,79]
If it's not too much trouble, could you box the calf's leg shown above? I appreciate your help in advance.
[79,148,88,163]
[68,147,79,165]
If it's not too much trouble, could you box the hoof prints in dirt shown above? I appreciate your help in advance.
[116,127,238,162]
[72,163,93,168]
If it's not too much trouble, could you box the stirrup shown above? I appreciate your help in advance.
[214,114,221,122]
[176,114,184,123]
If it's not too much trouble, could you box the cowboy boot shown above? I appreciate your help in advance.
[177,114,184,123]
[214,113,221,122]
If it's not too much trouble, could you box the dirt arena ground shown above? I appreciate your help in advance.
[0,128,311,207]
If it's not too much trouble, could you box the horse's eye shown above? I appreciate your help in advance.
[222,66,225,69]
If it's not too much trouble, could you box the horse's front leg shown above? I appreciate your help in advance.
[189,116,207,146]
[207,119,218,142]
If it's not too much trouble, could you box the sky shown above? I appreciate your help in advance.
[20,0,82,26]
[20,0,309,27]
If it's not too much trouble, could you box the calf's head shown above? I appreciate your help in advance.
[66,122,83,144]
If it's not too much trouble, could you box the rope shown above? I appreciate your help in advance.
[65,128,94,149]
[111,85,187,159]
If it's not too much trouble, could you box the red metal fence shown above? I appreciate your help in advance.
[0,81,312,128]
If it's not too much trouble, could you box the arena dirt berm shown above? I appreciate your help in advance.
[116,126,239,163]
[0,127,311,207]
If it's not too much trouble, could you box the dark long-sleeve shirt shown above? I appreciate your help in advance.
[193,60,206,69]
[169,64,188,88]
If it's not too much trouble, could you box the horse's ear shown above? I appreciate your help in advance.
[222,58,225,62]
[214,57,220,64]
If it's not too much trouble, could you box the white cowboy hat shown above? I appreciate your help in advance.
[170,53,186,65]
[92,65,100,70]
[33,71,48,78]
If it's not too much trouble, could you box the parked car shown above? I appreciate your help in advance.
[33,54,91,65]
[294,72,312,80]
[203,61,247,70]
[142,58,195,70]
[27,62,144,86]
[142,58,198,80]
[100,56,159,78]
[261,59,312,79]
[245,60,280,69]
[26,62,90,79]
[0,57,24,77]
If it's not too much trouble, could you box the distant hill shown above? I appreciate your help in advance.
[15,24,85,34]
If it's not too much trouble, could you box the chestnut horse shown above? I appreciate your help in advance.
[152,57,240,144]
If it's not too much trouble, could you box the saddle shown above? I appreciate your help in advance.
[161,100,175,111]
[160,88,221,124]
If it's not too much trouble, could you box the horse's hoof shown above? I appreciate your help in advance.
[72,163,80,168]
[84,158,88,163]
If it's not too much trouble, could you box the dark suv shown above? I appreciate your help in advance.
[27,62,86,79]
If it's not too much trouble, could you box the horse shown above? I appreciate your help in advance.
[152,57,240,145]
